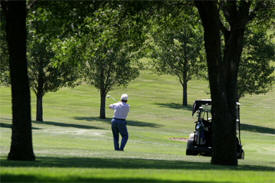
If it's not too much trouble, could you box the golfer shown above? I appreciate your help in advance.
[109,94,130,151]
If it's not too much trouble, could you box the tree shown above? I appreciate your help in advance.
[0,5,9,85]
[195,0,274,165]
[79,5,139,119]
[238,23,275,98]
[1,0,35,161]
[149,5,206,106]
[54,1,154,119]
[27,5,80,122]
[29,1,126,120]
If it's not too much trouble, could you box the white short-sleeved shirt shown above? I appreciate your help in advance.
[109,102,130,119]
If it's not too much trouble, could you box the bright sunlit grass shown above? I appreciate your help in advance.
[0,70,274,183]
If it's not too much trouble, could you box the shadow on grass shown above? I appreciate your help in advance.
[0,174,230,183]
[0,117,103,130]
[1,156,274,172]
[1,157,274,183]
[32,121,104,130]
[241,123,275,135]
[74,116,162,128]
[0,122,40,130]
[155,103,193,111]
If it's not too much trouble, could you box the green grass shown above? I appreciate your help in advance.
[0,70,274,183]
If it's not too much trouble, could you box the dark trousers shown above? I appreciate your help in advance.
[111,118,128,151]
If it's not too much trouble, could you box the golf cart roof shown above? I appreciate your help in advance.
[192,99,211,116]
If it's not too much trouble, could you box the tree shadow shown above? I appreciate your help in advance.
[241,123,275,135]
[74,116,162,128]
[1,156,274,183]
[32,121,104,130]
[155,103,193,111]
[0,118,100,130]
[0,156,273,172]
[0,122,40,130]
[0,174,230,183]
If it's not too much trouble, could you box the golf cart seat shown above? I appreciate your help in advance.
[192,99,211,116]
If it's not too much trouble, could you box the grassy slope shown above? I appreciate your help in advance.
[0,71,274,183]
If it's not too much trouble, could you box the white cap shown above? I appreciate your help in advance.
[121,94,128,101]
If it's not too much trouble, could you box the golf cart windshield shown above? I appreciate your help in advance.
[192,99,212,116]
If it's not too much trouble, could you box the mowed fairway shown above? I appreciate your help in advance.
[0,71,274,183]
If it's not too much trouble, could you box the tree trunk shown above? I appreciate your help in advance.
[182,40,188,107]
[100,88,106,119]
[36,93,43,122]
[195,1,237,165]
[182,79,187,106]
[3,1,35,161]
[36,65,44,122]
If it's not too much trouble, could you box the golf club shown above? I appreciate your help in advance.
[107,95,117,102]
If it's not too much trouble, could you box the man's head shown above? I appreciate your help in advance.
[121,94,128,103]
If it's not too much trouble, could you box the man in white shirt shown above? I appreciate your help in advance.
[109,94,130,151]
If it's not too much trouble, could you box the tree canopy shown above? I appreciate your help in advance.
[238,20,275,98]
[0,6,9,85]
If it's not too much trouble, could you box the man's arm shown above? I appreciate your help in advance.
[109,103,117,109]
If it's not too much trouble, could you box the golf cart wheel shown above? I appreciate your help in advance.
[186,140,198,155]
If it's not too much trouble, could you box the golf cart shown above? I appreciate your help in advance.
[186,99,244,159]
